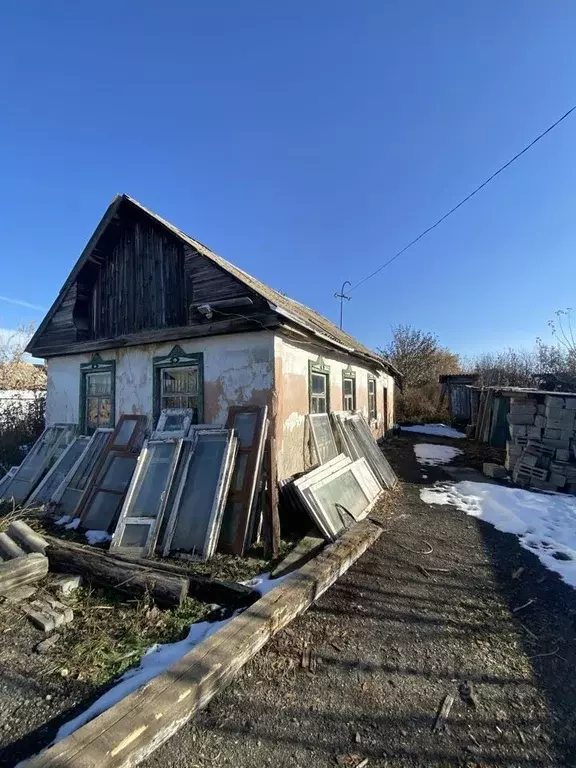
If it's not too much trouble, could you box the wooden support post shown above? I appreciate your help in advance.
[0,553,48,595]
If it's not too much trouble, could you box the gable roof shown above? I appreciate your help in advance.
[28,195,399,377]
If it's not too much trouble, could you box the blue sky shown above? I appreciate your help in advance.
[1,1,575,360]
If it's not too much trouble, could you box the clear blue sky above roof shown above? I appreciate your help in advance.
[0,1,575,359]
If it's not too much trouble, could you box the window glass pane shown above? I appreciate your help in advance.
[100,455,138,492]
[120,523,150,548]
[98,398,112,426]
[311,374,326,395]
[83,490,123,529]
[113,419,138,447]
[69,431,110,490]
[161,367,198,396]
[343,378,353,396]
[311,395,326,414]
[87,371,111,396]
[231,452,248,492]
[130,443,176,518]
[163,414,187,432]
[87,399,100,430]
[313,471,368,528]
[310,415,338,463]
[170,433,227,553]
[233,412,258,447]
[218,501,243,549]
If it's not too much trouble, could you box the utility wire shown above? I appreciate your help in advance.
[349,103,576,293]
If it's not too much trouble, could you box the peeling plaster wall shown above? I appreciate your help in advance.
[274,335,395,479]
[45,332,275,429]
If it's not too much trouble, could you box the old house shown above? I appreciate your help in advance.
[27,195,399,481]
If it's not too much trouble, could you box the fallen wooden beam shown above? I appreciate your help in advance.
[42,535,258,607]
[46,540,188,608]
[22,519,381,768]
[0,553,48,595]
[111,552,259,607]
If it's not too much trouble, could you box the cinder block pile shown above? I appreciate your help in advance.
[506,394,576,492]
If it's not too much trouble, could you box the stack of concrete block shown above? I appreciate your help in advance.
[507,394,576,493]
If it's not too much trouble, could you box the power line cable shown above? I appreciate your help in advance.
[348,103,576,293]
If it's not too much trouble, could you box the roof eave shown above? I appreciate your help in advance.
[270,303,401,378]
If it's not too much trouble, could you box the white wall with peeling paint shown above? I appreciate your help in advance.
[45,332,275,429]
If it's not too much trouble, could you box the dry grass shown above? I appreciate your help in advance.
[48,585,210,684]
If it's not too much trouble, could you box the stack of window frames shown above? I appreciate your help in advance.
[308,413,339,465]
[293,454,382,541]
[110,438,184,556]
[0,424,77,505]
[25,436,91,508]
[162,428,238,561]
[340,413,398,489]
[76,415,147,531]
[50,428,113,516]
[218,405,268,556]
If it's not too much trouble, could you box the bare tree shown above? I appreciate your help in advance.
[379,325,460,422]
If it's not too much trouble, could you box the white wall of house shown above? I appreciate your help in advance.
[45,332,275,429]
[273,335,395,479]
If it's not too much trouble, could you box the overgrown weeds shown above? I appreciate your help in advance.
[52,586,209,685]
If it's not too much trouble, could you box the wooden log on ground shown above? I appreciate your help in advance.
[42,534,258,607]
[0,553,48,595]
[23,519,381,768]
[7,520,49,554]
[46,540,188,608]
[0,531,26,560]
[112,553,259,607]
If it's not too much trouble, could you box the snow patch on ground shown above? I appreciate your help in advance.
[85,530,111,545]
[64,518,80,530]
[53,571,288,744]
[402,424,465,439]
[414,443,463,466]
[421,481,576,587]
[54,515,71,526]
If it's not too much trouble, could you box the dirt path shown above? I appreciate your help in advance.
[144,434,576,768]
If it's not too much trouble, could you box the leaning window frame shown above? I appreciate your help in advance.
[162,428,238,561]
[79,354,116,434]
[152,346,204,426]
[308,357,330,414]
[110,438,184,557]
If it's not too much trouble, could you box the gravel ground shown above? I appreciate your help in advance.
[142,433,576,768]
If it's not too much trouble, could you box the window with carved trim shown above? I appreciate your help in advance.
[80,356,115,434]
[153,347,204,424]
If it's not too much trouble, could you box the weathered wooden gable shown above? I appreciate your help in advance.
[29,199,272,356]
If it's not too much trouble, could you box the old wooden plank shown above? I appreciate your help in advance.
[0,553,48,594]
[30,313,281,358]
[22,519,381,768]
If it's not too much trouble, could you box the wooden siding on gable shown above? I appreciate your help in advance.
[92,217,187,339]
[28,202,276,357]
[184,245,250,305]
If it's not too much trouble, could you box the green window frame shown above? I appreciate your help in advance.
[368,375,377,421]
[153,345,204,426]
[309,357,330,414]
[342,367,356,411]
[80,354,116,435]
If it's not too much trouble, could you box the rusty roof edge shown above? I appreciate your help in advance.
[270,302,402,378]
